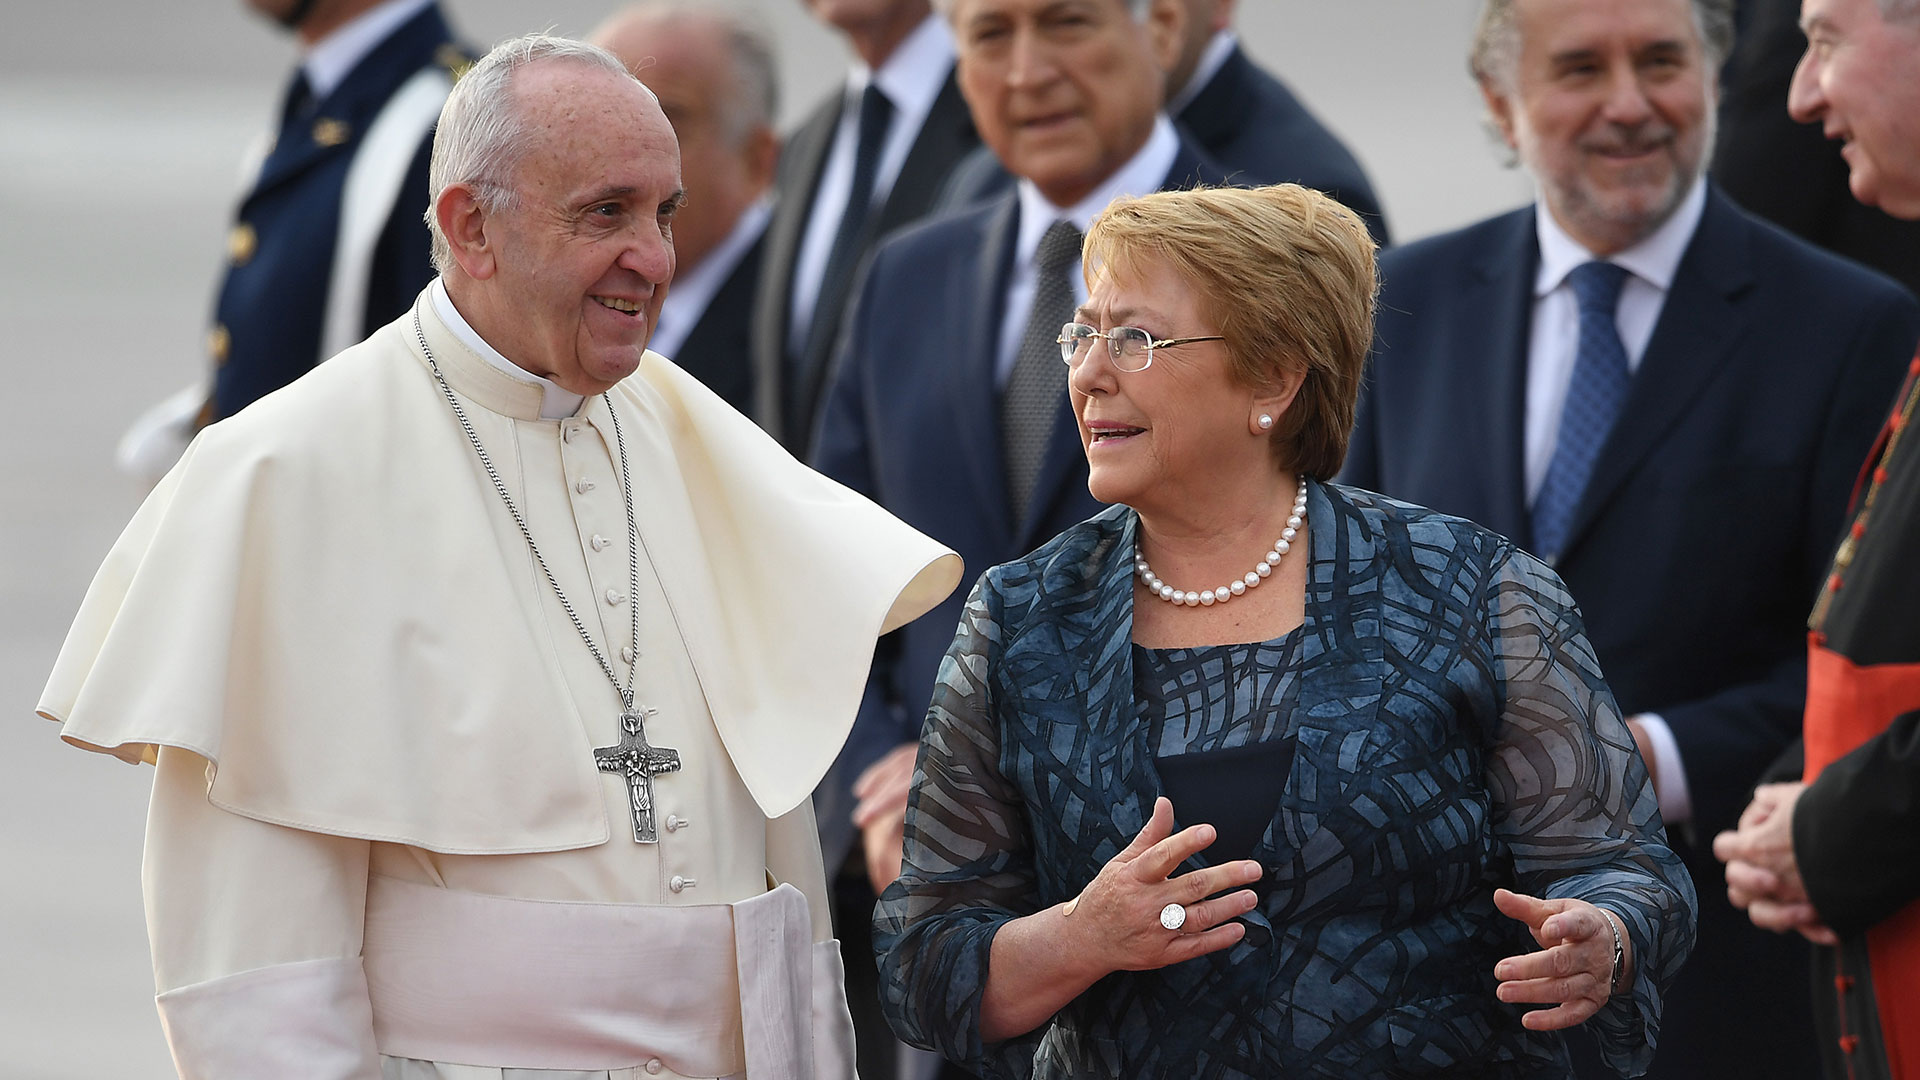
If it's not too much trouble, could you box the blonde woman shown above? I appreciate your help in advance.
[874,185,1695,1078]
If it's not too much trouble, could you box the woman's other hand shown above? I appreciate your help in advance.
[1492,888,1630,1030]
[1071,797,1262,972]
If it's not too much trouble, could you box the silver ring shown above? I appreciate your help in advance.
[1159,903,1187,931]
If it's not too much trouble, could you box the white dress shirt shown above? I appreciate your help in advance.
[1167,29,1238,116]
[1525,177,1708,824]
[996,115,1183,386]
[651,197,773,361]
[301,0,434,99]
[786,14,957,358]
[432,278,585,420]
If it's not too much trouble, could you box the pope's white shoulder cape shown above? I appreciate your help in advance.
[38,301,961,854]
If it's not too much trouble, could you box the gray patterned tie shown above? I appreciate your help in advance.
[1002,220,1083,523]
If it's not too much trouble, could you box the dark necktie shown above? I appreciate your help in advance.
[797,84,894,380]
[1532,261,1632,563]
[281,70,316,128]
[1002,220,1084,525]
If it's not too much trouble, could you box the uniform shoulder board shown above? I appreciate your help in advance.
[436,43,477,84]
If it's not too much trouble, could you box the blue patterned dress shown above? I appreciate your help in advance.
[874,481,1696,1079]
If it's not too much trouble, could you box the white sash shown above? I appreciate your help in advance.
[361,877,847,1078]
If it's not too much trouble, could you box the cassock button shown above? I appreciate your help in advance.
[621,645,635,664]
[591,534,610,551]
[227,223,257,266]
[606,589,626,606]
[562,422,579,443]
[644,1059,664,1075]
[669,875,694,892]
[576,478,595,494]
[664,814,684,832]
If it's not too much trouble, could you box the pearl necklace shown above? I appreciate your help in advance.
[1135,478,1308,607]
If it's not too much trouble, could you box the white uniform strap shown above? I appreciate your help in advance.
[320,66,452,362]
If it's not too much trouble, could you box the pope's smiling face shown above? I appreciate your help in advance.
[479,61,683,395]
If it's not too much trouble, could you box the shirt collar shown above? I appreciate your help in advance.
[301,0,432,101]
[1013,114,1182,275]
[1534,176,1707,298]
[1167,30,1238,115]
[652,197,773,360]
[430,278,586,420]
[851,13,954,121]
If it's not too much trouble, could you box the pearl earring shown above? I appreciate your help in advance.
[1258,414,1274,430]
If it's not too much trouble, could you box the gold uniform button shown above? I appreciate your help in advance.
[312,118,351,147]
[208,324,231,366]
[227,223,257,266]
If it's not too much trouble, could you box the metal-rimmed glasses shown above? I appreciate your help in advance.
[1057,322,1227,373]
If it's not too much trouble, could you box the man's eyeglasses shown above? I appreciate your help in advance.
[1056,322,1226,373]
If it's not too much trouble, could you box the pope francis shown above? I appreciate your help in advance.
[36,34,961,1080]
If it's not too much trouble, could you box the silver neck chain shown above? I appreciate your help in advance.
[413,309,641,710]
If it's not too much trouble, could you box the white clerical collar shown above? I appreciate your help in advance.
[1014,114,1181,275]
[430,278,586,420]
[1534,176,1707,298]
[1167,30,1238,116]
[849,14,954,122]
[651,197,773,361]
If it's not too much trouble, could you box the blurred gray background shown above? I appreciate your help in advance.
[0,2,1529,1074]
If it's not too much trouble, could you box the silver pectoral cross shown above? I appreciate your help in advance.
[594,708,682,843]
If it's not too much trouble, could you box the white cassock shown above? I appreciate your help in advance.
[36,284,962,1080]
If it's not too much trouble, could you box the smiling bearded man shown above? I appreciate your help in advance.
[35,34,959,1080]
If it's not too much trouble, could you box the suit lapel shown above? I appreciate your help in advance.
[967,196,1022,547]
[1174,45,1250,150]
[1560,191,1756,558]
[751,99,840,432]
[878,70,973,235]
[1470,210,1539,546]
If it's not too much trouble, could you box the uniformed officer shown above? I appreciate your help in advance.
[119,0,473,483]
[207,0,474,424]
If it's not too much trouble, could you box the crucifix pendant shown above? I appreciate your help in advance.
[593,707,682,843]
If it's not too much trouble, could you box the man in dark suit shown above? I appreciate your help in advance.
[1338,0,1920,1076]
[591,2,779,413]
[811,0,1217,1072]
[750,0,979,450]
[937,0,1388,241]
[1163,0,1388,242]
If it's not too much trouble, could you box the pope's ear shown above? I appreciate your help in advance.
[436,183,498,281]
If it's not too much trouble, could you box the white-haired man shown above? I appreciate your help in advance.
[37,34,959,1079]
[1340,0,1920,1075]
[1713,2,1920,1076]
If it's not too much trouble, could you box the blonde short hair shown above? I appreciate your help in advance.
[1082,184,1378,479]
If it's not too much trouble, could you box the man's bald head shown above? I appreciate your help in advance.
[589,3,780,273]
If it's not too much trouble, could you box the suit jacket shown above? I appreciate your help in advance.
[1341,187,1920,1079]
[670,233,764,415]
[750,71,979,450]
[808,139,1222,867]
[934,44,1389,245]
[873,489,1694,1079]
[210,2,467,422]
[1178,42,1388,244]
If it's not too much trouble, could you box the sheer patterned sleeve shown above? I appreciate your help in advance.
[1480,549,1698,1078]
[874,576,1044,1079]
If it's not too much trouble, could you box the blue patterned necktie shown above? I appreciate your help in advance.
[1532,260,1632,563]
